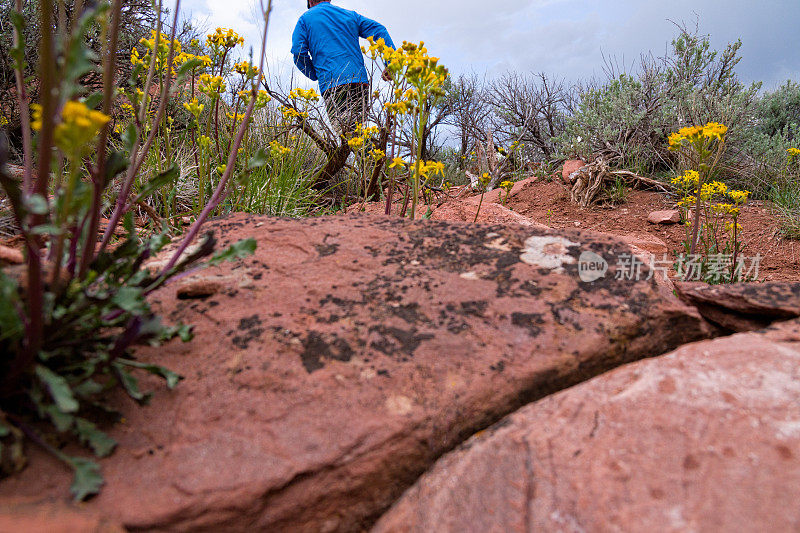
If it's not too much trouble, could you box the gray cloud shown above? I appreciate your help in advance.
[184,0,799,89]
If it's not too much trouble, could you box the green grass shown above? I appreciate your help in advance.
[770,180,800,240]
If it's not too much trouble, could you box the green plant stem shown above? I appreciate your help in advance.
[473,189,486,223]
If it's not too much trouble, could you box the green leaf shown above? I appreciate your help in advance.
[247,148,269,170]
[176,57,205,78]
[104,151,129,188]
[82,93,104,111]
[44,404,75,432]
[122,123,138,153]
[0,420,10,438]
[30,224,64,236]
[73,379,105,398]
[74,418,117,457]
[25,194,49,215]
[118,359,182,389]
[207,238,257,266]
[132,165,180,204]
[112,363,147,403]
[0,273,23,343]
[35,366,79,413]
[68,457,103,501]
[111,286,147,314]
[9,12,26,70]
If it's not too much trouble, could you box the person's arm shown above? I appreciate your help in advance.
[291,19,318,81]
[356,13,395,50]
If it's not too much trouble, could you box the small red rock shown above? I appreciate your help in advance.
[648,209,681,225]
[562,159,585,183]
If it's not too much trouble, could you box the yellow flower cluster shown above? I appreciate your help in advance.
[198,74,226,96]
[233,61,259,78]
[288,87,320,102]
[364,37,449,114]
[412,160,445,179]
[206,28,244,50]
[668,122,728,150]
[174,52,212,69]
[269,140,291,156]
[0,115,8,127]
[280,106,308,119]
[131,30,185,74]
[31,101,111,157]
[183,98,204,118]
[389,157,407,169]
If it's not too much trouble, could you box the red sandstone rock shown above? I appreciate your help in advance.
[431,200,547,228]
[562,159,585,183]
[374,319,800,533]
[648,209,681,224]
[0,501,125,533]
[0,214,712,531]
[0,244,23,265]
[618,232,669,255]
[675,281,800,332]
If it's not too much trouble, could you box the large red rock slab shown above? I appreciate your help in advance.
[374,319,800,533]
[0,214,712,532]
[0,500,125,533]
[676,281,800,332]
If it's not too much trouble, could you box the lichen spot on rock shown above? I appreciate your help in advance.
[520,235,579,273]
[385,395,415,416]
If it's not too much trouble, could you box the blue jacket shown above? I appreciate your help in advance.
[291,2,395,95]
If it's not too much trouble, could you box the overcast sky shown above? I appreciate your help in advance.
[181,0,800,91]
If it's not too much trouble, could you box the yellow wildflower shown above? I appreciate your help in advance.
[53,100,111,157]
[727,189,750,205]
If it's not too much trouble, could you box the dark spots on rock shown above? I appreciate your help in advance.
[300,331,355,373]
[232,315,265,349]
[389,303,424,325]
[511,312,545,337]
[683,454,700,470]
[315,243,340,257]
[208,301,219,307]
[238,315,261,330]
[495,252,519,270]
[252,272,263,281]
[377,369,390,377]
[658,377,677,394]
[459,301,488,317]
[490,361,505,372]
[369,325,434,359]
[776,445,793,460]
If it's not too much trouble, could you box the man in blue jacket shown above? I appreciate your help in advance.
[292,0,395,136]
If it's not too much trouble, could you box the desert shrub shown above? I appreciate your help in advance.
[0,0,268,500]
[556,25,761,181]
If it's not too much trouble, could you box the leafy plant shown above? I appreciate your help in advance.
[669,122,752,283]
[366,38,448,219]
[0,0,271,500]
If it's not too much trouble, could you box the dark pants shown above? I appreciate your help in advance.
[323,82,369,137]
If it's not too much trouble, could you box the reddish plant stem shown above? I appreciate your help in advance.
[98,0,180,254]
[77,0,121,278]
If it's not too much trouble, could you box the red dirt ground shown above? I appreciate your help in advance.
[504,178,799,282]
